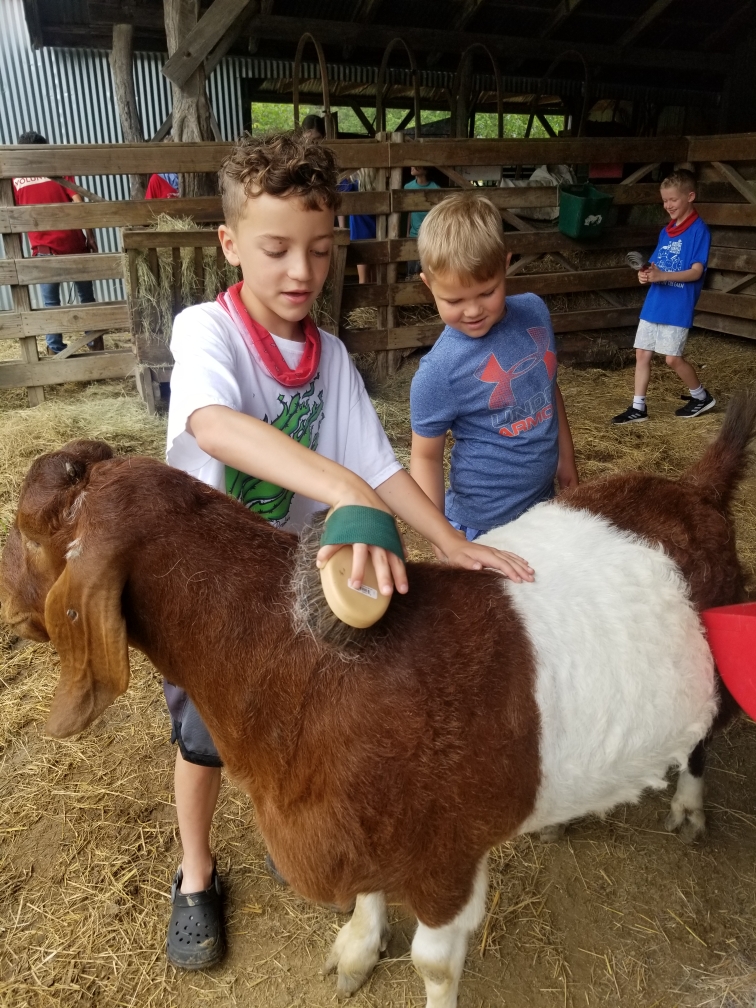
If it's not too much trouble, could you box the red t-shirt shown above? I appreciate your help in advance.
[11,176,88,255]
[145,174,179,199]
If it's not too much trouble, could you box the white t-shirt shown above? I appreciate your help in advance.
[167,302,402,533]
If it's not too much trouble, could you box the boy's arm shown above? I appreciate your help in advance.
[639,262,704,285]
[189,405,407,595]
[375,468,534,582]
[554,384,579,490]
[409,431,446,512]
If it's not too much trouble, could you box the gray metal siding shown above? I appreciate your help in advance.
[0,0,248,311]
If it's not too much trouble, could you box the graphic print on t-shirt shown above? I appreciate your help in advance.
[474,326,557,436]
[225,380,324,523]
[653,237,686,288]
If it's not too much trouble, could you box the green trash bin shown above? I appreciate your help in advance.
[558,184,614,239]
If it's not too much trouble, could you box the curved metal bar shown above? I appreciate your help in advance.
[293,32,334,139]
[453,44,503,139]
[524,49,590,140]
[375,38,421,138]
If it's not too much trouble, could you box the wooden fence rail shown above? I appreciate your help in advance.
[1,134,755,406]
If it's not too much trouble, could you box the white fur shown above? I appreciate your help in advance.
[478,502,717,835]
[65,538,82,560]
[666,767,706,842]
[411,858,488,1008]
[323,893,388,997]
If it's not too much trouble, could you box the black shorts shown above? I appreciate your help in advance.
[162,680,223,768]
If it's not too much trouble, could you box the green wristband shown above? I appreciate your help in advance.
[320,505,405,561]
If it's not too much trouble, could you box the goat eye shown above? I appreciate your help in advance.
[66,609,78,621]
[25,539,40,551]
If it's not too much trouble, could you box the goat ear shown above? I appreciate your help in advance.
[43,553,130,738]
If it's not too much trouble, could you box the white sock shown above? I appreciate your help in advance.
[689,385,706,400]
[632,395,646,411]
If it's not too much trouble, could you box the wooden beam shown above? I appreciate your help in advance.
[110,23,146,199]
[0,302,130,339]
[14,253,125,285]
[697,203,756,226]
[708,247,756,273]
[617,0,675,47]
[346,225,661,264]
[687,134,756,162]
[620,162,659,185]
[0,349,135,390]
[540,0,587,39]
[246,14,731,73]
[340,307,641,352]
[49,177,106,202]
[694,311,755,338]
[341,266,639,310]
[345,99,376,137]
[161,0,251,88]
[697,289,756,320]
[709,162,756,205]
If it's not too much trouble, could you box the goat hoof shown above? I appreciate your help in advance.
[665,808,706,843]
[539,823,566,843]
[322,922,385,997]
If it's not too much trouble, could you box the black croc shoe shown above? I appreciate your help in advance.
[167,867,225,970]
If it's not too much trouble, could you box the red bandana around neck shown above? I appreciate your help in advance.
[665,209,699,238]
[216,281,321,387]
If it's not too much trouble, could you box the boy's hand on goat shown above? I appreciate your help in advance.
[439,538,535,583]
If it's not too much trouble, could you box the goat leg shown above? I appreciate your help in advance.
[322,892,388,997]
[665,739,707,843]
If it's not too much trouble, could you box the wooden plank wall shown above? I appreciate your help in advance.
[1,134,755,405]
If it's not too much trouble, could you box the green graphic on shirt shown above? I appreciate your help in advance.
[225,381,324,523]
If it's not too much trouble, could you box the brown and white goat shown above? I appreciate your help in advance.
[0,394,751,1008]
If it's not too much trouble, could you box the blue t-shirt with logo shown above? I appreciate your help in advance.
[410,293,559,532]
[640,215,711,328]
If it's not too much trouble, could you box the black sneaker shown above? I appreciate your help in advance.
[675,390,716,418]
[166,866,225,970]
[612,404,648,424]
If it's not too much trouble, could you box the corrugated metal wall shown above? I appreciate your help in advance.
[0,0,250,311]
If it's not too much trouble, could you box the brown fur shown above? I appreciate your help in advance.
[1,393,754,928]
[0,446,540,928]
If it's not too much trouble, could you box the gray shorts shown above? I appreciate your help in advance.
[163,680,223,768]
[634,319,689,356]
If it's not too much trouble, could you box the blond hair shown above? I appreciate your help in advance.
[660,169,696,194]
[418,192,507,282]
[219,131,339,228]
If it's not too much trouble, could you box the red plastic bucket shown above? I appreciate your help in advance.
[701,602,756,719]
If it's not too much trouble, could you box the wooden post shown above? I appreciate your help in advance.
[372,132,391,383]
[0,179,44,406]
[383,131,407,377]
[110,24,147,199]
[164,0,215,197]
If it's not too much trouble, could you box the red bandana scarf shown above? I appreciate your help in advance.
[665,209,699,238]
[216,281,321,387]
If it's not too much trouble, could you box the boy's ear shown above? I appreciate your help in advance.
[505,252,512,270]
[218,224,240,266]
[419,271,430,289]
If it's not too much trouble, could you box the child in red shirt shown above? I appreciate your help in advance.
[13,131,98,354]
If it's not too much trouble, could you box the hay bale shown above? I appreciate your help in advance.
[133,214,241,345]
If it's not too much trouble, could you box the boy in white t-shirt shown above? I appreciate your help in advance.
[164,131,533,970]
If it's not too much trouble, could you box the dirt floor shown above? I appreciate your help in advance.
[1,332,755,1008]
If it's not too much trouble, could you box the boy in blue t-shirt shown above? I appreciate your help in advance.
[612,170,714,424]
[410,193,578,541]
[404,166,440,277]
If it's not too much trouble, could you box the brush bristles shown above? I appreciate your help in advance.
[290,514,368,655]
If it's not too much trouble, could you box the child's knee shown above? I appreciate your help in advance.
[665,354,682,369]
[635,349,653,364]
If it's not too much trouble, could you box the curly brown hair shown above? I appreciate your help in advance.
[219,131,340,227]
